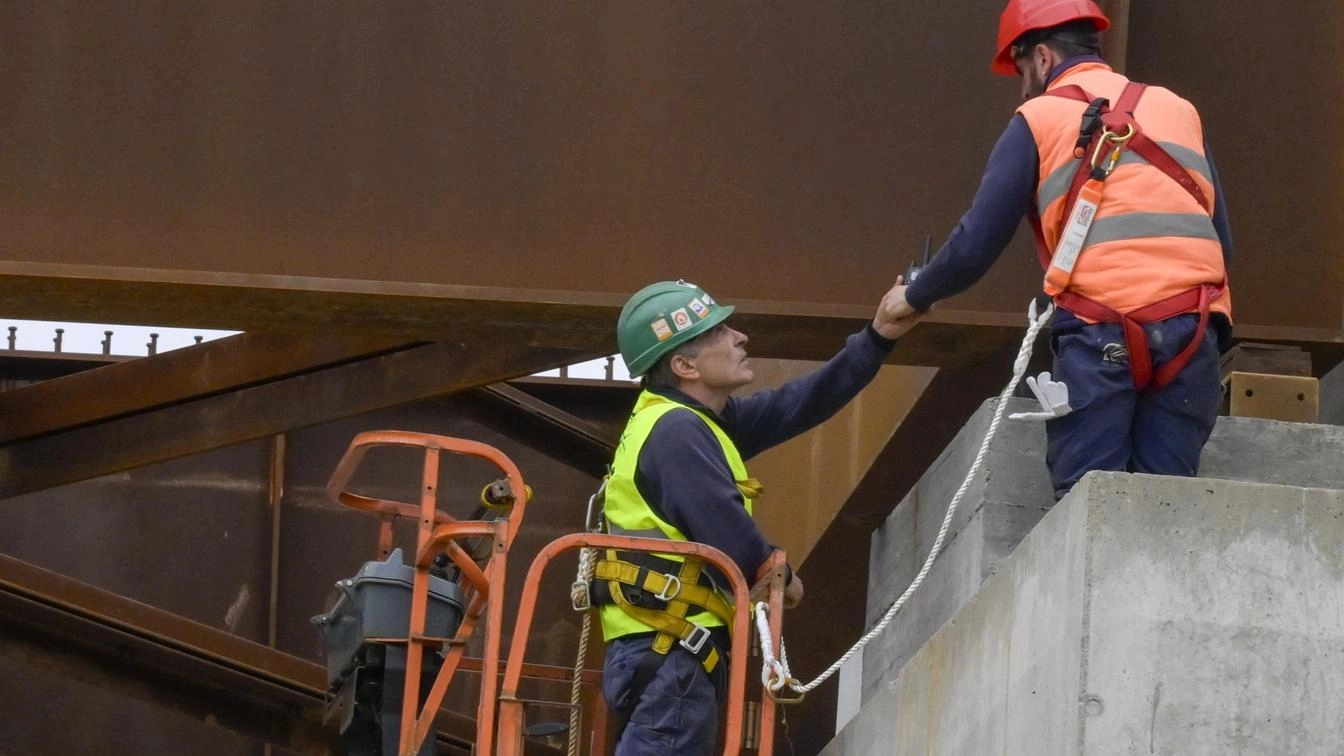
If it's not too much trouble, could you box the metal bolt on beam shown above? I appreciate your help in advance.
[53,328,64,353]
[102,331,113,355]
[147,333,159,356]
[7,327,15,350]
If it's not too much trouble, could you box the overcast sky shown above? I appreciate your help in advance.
[0,317,635,381]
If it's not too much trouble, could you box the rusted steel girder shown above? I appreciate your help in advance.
[0,340,602,499]
[2,2,1342,333]
[0,551,370,754]
[0,331,418,445]
[0,552,579,755]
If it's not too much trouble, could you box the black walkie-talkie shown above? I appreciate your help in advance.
[905,234,933,284]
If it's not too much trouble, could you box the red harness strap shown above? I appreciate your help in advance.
[1055,283,1224,391]
[1030,81,1224,391]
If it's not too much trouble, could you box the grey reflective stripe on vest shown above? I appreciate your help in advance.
[1084,212,1218,246]
[608,524,669,540]
[1036,141,1212,215]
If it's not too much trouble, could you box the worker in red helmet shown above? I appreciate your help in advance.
[884,0,1234,499]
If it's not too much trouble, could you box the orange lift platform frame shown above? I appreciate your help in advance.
[326,430,790,756]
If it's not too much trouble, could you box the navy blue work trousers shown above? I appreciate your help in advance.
[602,633,722,756]
[1046,313,1222,499]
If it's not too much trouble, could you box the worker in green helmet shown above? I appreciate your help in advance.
[594,278,920,756]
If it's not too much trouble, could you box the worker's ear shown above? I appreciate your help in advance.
[1032,43,1055,79]
[669,352,699,381]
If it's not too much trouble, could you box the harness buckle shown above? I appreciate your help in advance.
[680,624,711,655]
[655,573,682,602]
[1073,97,1110,157]
[571,580,592,612]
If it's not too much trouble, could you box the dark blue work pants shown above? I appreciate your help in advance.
[1046,313,1222,499]
[602,633,723,756]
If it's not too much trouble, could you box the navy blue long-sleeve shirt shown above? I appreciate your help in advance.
[632,325,895,583]
[905,56,1233,316]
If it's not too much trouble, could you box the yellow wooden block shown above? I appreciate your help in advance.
[1225,371,1319,423]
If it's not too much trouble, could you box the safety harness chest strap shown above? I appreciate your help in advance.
[593,559,735,627]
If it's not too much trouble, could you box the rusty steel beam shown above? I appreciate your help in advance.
[480,384,617,451]
[0,331,418,444]
[0,552,573,755]
[0,263,626,337]
[3,2,1341,335]
[3,264,1338,368]
[471,384,619,476]
[0,340,602,499]
[0,551,346,753]
[1100,0,1131,72]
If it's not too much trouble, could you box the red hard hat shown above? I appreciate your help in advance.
[991,0,1110,76]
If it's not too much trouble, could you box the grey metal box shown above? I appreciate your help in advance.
[312,547,466,686]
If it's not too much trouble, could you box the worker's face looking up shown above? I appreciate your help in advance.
[671,323,754,392]
[1012,42,1057,101]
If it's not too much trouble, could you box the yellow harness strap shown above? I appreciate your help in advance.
[593,559,735,628]
[598,555,730,675]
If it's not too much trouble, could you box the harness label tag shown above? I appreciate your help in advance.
[1045,180,1104,296]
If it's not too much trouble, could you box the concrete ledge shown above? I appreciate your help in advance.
[829,472,1344,756]
[863,397,1344,703]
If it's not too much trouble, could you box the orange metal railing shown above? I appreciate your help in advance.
[495,535,788,756]
[327,430,531,756]
[327,430,788,755]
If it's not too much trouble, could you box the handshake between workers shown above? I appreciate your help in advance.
[873,275,925,341]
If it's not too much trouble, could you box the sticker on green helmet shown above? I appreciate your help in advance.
[617,280,735,377]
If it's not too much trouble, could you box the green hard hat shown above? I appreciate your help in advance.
[618,280,735,377]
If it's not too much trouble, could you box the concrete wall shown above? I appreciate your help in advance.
[1320,358,1344,426]
[862,397,1052,701]
[828,471,1344,756]
[862,399,1344,707]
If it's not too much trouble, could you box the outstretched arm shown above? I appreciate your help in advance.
[900,114,1039,314]
[725,303,899,459]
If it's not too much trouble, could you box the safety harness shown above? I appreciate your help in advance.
[1027,81,1226,391]
[590,550,734,710]
[584,475,764,716]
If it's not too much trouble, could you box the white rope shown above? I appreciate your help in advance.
[567,478,607,755]
[759,300,1054,695]
[567,545,598,756]
[754,601,789,692]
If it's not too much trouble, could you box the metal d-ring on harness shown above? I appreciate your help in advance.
[1090,122,1135,176]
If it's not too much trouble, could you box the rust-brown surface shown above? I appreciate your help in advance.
[1,1,1342,754]
[0,1,1339,334]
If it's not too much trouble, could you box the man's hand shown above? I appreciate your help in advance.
[872,276,923,339]
[784,574,804,609]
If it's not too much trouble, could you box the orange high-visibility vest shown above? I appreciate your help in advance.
[1018,62,1232,389]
